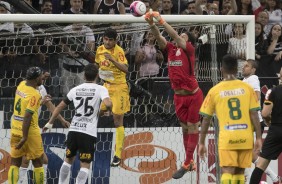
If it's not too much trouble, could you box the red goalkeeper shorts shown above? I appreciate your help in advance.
[174,88,203,123]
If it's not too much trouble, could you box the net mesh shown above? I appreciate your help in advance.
[0,20,249,184]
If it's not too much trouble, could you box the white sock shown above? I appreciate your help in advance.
[59,162,71,184]
[75,168,89,184]
[43,164,48,184]
[265,166,278,182]
[18,167,28,184]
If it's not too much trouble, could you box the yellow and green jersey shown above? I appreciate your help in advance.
[11,81,41,136]
[200,80,260,150]
[95,44,127,84]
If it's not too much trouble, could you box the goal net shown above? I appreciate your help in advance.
[0,14,255,184]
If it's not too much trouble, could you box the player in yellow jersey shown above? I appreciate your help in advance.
[8,67,45,184]
[198,55,262,184]
[95,28,130,166]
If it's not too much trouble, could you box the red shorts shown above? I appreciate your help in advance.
[174,88,203,123]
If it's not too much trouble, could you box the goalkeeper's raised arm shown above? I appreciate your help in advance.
[144,10,187,50]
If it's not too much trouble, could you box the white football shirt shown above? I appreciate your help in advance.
[67,83,109,137]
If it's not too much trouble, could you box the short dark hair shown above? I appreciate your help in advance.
[84,63,98,81]
[186,31,196,46]
[26,67,43,80]
[104,28,117,40]
[247,59,258,69]
[222,54,238,74]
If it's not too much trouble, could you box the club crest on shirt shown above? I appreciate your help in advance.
[176,49,181,56]
[30,96,36,107]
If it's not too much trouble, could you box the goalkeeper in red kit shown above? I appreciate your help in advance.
[145,11,203,179]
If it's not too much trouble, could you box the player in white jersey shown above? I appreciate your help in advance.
[43,63,112,184]
[18,71,70,184]
[242,59,281,184]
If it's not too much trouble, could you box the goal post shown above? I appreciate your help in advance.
[0,14,257,184]
[1,14,255,59]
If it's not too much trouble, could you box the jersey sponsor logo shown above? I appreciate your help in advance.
[169,60,183,66]
[224,124,248,130]
[76,88,96,92]
[13,115,24,121]
[16,90,26,98]
[75,117,93,123]
[220,88,245,97]
[101,59,111,67]
[118,52,124,62]
[30,96,36,107]
[72,122,87,128]
[228,139,246,144]
[76,92,95,96]
[80,153,91,160]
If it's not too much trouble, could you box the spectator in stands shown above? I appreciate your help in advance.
[60,22,95,96]
[150,0,161,11]
[195,0,209,14]
[160,0,177,14]
[41,0,53,14]
[181,1,196,15]
[266,24,282,73]
[0,1,13,32]
[227,23,247,77]
[62,0,88,14]
[219,0,237,15]
[256,10,269,38]
[263,0,282,36]
[255,22,268,60]
[93,0,126,14]
[236,0,262,17]
[135,30,163,90]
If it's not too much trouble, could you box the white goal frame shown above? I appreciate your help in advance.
[1,14,255,60]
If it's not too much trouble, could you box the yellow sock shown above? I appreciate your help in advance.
[221,173,232,184]
[33,167,44,184]
[115,126,125,158]
[8,165,19,184]
[232,174,245,184]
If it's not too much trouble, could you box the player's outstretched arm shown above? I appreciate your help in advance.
[149,11,187,49]
[45,101,70,128]
[145,11,167,50]
[198,116,211,160]
[43,100,67,132]
[100,97,113,116]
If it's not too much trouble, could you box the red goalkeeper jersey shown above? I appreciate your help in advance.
[165,42,199,91]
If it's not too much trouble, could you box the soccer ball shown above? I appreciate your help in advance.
[259,181,268,184]
[130,1,146,17]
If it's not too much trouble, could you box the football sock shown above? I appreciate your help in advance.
[43,164,48,184]
[75,168,89,184]
[115,126,125,158]
[184,133,199,165]
[265,167,278,182]
[221,173,232,184]
[18,167,28,184]
[33,167,44,184]
[8,165,19,184]
[250,167,264,184]
[182,133,189,165]
[59,162,71,184]
[232,174,245,184]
